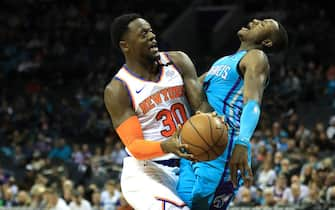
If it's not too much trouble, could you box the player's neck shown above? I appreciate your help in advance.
[238,42,261,52]
[125,59,160,80]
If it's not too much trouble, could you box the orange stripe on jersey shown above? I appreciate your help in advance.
[116,116,165,160]
[155,196,186,208]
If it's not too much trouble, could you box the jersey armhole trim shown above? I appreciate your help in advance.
[114,76,136,110]
[163,52,182,74]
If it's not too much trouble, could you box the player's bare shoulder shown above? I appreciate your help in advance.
[165,51,196,77]
[240,49,270,74]
[104,77,133,127]
[104,78,123,101]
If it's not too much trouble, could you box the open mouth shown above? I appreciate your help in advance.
[149,42,158,52]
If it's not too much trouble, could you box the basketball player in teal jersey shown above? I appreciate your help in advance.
[177,18,288,209]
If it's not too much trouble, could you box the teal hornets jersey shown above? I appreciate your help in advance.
[203,50,247,130]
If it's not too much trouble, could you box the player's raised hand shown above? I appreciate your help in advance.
[229,144,253,188]
[160,125,195,161]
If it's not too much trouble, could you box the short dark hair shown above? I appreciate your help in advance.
[111,13,142,49]
[271,21,288,53]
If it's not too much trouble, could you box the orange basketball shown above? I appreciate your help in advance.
[180,113,228,161]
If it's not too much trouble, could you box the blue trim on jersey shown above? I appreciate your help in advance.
[223,129,235,177]
[222,78,242,127]
[123,64,163,83]
[164,52,182,73]
[114,76,134,109]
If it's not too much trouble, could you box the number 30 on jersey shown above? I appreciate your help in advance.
[155,103,188,137]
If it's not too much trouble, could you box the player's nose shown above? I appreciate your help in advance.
[148,31,156,41]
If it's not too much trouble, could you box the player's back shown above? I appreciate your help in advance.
[203,50,247,130]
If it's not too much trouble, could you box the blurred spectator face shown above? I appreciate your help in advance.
[286,139,295,151]
[92,191,101,206]
[280,159,290,172]
[308,185,319,202]
[330,187,335,201]
[290,175,300,185]
[77,185,85,196]
[72,192,82,205]
[82,144,89,152]
[263,188,275,206]
[62,179,73,190]
[291,183,301,199]
[45,189,58,207]
[241,188,252,203]
[303,164,313,177]
[276,174,287,188]
[30,184,45,200]
[17,190,30,206]
[326,172,335,186]
[274,152,283,164]
[106,180,115,193]
[243,177,253,188]
[316,122,325,132]
[272,122,281,136]
[4,187,13,201]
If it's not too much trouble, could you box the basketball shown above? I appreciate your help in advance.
[180,113,229,161]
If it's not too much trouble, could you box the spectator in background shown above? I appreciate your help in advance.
[91,190,102,210]
[257,159,277,189]
[300,163,313,185]
[1,186,17,207]
[110,142,127,166]
[302,182,321,207]
[69,190,92,210]
[272,173,288,203]
[100,180,120,210]
[45,187,70,210]
[234,188,257,207]
[62,179,74,205]
[16,190,31,206]
[48,138,72,162]
[235,177,257,203]
[262,187,276,207]
[30,184,46,209]
[73,144,85,164]
[326,64,335,107]
[327,116,335,140]
[279,158,291,177]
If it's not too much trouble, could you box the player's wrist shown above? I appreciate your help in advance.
[235,138,250,148]
[160,141,169,153]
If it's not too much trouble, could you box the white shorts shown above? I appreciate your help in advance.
[120,157,190,210]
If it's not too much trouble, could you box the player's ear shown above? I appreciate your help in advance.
[262,39,273,48]
[119,41,129,53]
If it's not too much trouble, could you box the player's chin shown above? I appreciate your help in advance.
[150,53,160,63]
[153,51,160,60]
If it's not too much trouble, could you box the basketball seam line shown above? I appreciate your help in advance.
[206,115,222,156]
[188,117,212,149]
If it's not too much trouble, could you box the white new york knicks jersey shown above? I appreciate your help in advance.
[114,52,192,160]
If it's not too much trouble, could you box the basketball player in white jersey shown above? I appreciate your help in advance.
[104,14,212,210]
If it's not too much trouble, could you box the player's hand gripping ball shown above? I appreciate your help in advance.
[180,112,228,161]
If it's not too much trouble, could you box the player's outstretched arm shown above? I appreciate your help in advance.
[229,49,270,186]
[168,51,212,113]
[104,79,193,160]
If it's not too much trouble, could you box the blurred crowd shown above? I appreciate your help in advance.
[0,0,335,210]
